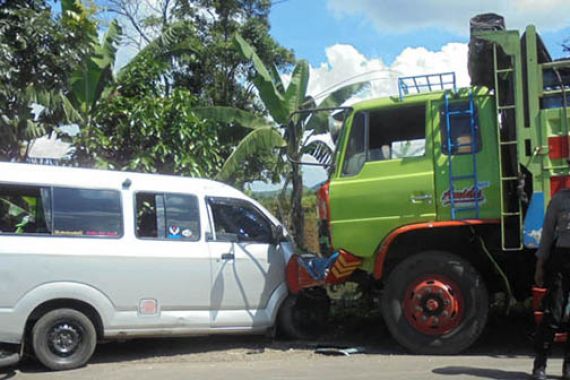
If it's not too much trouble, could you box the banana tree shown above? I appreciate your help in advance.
[61,0,122,125]
[194,34,367,248]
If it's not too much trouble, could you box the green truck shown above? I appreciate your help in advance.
[283,15,570,354]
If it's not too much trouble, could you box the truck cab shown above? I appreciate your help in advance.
[327,86,501,272]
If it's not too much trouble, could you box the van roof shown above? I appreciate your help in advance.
[0,162,245,199]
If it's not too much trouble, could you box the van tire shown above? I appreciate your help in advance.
[277,293,329,340]
[381,251,488,354]
[32,308,97,371]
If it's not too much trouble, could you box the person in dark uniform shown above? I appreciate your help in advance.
[533,188,570,380]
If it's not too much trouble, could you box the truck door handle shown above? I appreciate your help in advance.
[410,194,433,204]
[221,253,235,261]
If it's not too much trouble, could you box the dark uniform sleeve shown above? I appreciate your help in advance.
[536,193,560,259]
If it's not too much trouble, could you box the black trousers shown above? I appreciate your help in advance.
[535,247,570,359]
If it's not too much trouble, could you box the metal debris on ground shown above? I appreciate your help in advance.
[314,346,365,356]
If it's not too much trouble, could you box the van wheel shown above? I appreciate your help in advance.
[32,308,96,371]
[381,251,488,354]
[277,292,329,340]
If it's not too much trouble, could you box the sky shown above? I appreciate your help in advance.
[247,0,570,191]
[269,0,570,97]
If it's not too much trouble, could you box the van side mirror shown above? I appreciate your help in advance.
[271,225,285,244]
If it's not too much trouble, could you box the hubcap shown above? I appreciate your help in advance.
[48,322,82,357]
[403,275,464,336]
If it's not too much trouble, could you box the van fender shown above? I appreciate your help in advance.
[373,219,499,280]
[264,283,289,325]
[3,282,115,343]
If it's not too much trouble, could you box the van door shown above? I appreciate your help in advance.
[329,103,437,258]
[206,197,285,327]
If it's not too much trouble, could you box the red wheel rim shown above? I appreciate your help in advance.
[402,275,464,336]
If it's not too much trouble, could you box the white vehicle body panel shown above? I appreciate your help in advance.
[0,162,292,345]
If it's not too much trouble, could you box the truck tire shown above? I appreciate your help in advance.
[277,293,329,340]
[381,251,488,354]
[32,308,97,371]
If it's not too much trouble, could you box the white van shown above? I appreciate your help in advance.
[0,162,294,370]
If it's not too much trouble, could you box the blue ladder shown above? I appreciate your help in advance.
[444,90,481,220]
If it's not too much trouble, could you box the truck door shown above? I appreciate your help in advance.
[206,197,285,328]
[432,95,501,221]
[329,102,436,257]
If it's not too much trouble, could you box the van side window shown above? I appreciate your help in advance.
[208,198,272,243]
[342,112,366,176]
[53,188,122,237]
[368,104,426,161]
[0,184,51,234]
[135,192,200,241]
[439,102,482,155]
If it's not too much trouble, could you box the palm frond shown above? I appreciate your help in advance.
[192,106,272,129]
[233,34,288,124]
[217,127,286,181]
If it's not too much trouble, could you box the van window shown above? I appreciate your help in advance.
[0,184,51,234]
[439,102,482,155]
[136,192,200,241]
[368,104,426,161]
[208,198,272,243]
[53,188,122,237]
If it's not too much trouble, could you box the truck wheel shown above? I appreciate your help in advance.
[277,293,329,340]
[32,308,97,371]
[381,251,488,354]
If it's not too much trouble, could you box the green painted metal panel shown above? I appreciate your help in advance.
[432,90,501,221]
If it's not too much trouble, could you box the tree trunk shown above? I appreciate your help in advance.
[291,160,304,250]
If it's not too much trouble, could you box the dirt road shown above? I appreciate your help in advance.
[0,315,553,380]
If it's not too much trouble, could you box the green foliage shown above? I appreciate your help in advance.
[118,21,202,84]
[198,33,367,247]
[68,20,122,115]
[169,0,294,170]
[75,32,223,177]
[0,0,93,161]
[69,11,222,177]
[76,87,222,177]
[192,106,273,130]
[232,34,288,123]
[218,127,286,181]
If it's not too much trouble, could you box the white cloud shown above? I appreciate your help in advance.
[326,0,570,34]
[308,42,469,102]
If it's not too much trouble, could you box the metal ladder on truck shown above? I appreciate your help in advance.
[444,90,481,220]
[491,41,524,251]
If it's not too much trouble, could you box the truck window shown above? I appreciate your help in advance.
[0,184,51,234]
[342,112,366,176]
[439,102,482,155]
[52,188,122,238]
[208,198,272,243]
[368,104,426,161]
[135,192,200,241]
